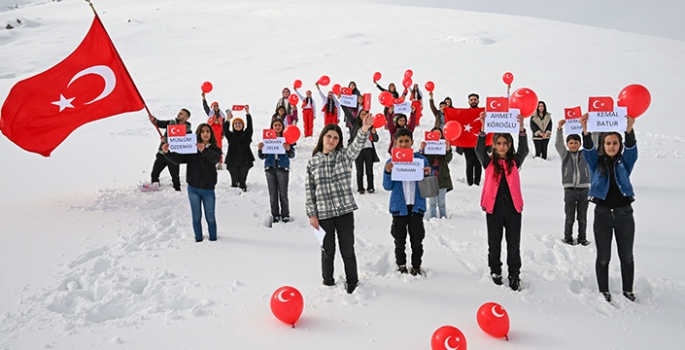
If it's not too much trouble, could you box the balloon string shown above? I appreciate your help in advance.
[291,324,295,329]
[505,335,509,341]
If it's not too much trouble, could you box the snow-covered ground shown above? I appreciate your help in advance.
[1,0,684,348]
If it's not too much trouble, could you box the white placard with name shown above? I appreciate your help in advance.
[564,118,583,135]
[587,106,627,133]
[339,94,358,108]
[261,137,286,154]
[393,102,411,114]
[391,160,424,181]
[424,140,446,155]
[484,108,520,134]
[168,134,197,154]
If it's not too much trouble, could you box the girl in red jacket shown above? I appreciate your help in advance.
[317,83,340,126]
[294,88,316,137]
[475,112,528,292]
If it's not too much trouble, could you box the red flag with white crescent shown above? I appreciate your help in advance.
[392,148,413,163]
[485,97,509,113]
[168,125,186,137]
[444,107,492,147]
[564,106,582,119]
[0,15,145,156]
[263,129,276,140]
[588,97,614,112]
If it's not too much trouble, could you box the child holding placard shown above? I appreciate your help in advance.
[420,127,453,219]
[258,117,296,223]
[476,112,528,291]
[223,105,255,192]
[386,106,417,154]
[349,110,379,194]
[555,119,590,246]
[162,123,222,242]
[383,128,431,276]
[579,113,638,303]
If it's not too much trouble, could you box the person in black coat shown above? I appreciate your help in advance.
[149,109,192,191]
[163,123,222,242]
[223,105,255,191]
[349,110,380,194]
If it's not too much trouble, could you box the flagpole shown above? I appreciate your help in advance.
[85,0,163,138]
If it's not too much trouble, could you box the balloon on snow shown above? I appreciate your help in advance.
[270,286,304,327]
[283,125,301,144]
[617,84,651,117]
[431,325,467,350]
[201,81,213,93]
[508,87,538,117]
[476,302,510,340]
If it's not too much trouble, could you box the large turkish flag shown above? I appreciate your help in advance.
[444,107,492,148]
[0,15,145,156]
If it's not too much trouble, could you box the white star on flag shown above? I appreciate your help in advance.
[464,124,472,132]
[51,94,75,112]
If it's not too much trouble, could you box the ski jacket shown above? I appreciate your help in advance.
[305,128,370,220]
[164,145,222,189]
[476,131,529,214]
[555,130,590,188]
[382,152,430,216]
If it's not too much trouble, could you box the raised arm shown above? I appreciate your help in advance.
[554,120,567,158]
[344,113,372,162]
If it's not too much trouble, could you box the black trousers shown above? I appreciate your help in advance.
[320,212,358,285]
[227,165,251,189]
[533,139,550,159]
[151,153,180,190]
[564,188,589,241]
[355,148,375,191]
[594,205,635,293]
[486,206,522,278]
[463,147,482,185]
[391,206,426,268]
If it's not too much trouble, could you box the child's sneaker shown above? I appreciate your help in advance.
[410,267,424,276]
[623,291,636,302]
[602,292,612,302]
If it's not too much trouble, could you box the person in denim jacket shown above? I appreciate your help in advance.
[258,117,295,223]
[580,113,638,303]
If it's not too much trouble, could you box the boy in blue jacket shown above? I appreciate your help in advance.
[383,128,432,276]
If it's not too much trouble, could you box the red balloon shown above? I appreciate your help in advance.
[402,77,413,89]
[378,91,394,107]
[373,113,386,128]
[425,81,435,92]
[394,96,405,105]
[270,286,304,326]
[201,81,213,93]
[508,87,538,117]
[502,72,514,85]
[476,302,510,339]
[318,75,331,86]
[431,326,467,350]
[617,84,651,117]
[404,69,413,78]
[332,84,341,95]
[443,121,462,141]
[373,71,382,82]
[283,125,301,144]
[293,79,302,89]
[288,94,299,107]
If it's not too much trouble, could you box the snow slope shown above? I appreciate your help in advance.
[1,0,684,349]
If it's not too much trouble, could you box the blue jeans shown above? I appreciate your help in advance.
[427,188,447,219]
[187,185,217,241]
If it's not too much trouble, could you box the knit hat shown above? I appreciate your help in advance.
[232,117,245,128]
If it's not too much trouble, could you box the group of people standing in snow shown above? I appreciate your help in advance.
[147,79,640,302]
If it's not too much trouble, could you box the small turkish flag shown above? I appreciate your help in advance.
[363,93,371,110]
[425,131,440,141]
[167,125,186,137]
[232,105,245,111]
[564,106,582,119]
[444,107,492,148]
[0,15,145,156]
[588,97,614,112]
[486,97,509,113]
[392,148,414,163]
[340,87,352,95]
[263,129,276,140]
